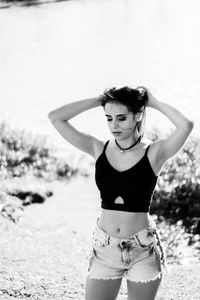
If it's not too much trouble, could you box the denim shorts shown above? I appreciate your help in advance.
[87,218,167,282]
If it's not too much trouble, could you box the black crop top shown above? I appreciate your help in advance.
[95,140,158,213]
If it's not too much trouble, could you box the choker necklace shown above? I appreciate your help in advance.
[115,136,141,153]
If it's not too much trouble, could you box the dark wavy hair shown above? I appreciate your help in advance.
[100,86,148,137]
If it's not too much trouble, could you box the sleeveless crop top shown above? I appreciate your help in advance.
[95,140,158,213]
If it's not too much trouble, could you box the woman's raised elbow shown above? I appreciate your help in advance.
[184,119,195,132]
[187,119,195,129]
[48,111,57,123]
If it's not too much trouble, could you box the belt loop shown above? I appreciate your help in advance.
[134,235,140,246]
[106,234,110,246]
[102,234,110,247]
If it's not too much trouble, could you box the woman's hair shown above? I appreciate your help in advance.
[100,86,148,137]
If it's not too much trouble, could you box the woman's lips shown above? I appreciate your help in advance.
[112,132,121,135]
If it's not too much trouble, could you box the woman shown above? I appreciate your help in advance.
[48,86,194,300]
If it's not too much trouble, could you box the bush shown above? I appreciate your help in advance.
[0,121,77,181]
[148,131,200,234]
[154,217,194,264]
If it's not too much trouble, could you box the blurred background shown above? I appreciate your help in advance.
[0,1,200,299]
[0,0,199,158]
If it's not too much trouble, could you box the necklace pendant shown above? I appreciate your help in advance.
[120,150,124,153]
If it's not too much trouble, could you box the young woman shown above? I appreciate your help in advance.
[48,86,194,300]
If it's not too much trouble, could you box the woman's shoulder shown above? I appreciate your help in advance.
[142,138,166,176]
[93,138,109,161]
[138,137,155,151]
[141,137,153,147]
[142,137,161,155]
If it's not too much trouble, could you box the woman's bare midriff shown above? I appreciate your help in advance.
[98,208,151,238]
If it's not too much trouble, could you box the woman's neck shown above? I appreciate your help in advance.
[114,133,141,150]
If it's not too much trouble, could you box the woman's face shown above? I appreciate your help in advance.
[104,102,138,140]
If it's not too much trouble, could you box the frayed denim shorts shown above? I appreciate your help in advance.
[87,218,167,282]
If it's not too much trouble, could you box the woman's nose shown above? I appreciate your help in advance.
[112,121,119,129]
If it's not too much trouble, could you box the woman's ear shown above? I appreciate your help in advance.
[135,107,145,122]
[135,112,143,122]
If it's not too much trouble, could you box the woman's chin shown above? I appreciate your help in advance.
[112,132,122,138]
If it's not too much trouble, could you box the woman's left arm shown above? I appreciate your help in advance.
[146,90,194,161]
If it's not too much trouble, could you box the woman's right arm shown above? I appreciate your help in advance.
[48,97,103,158]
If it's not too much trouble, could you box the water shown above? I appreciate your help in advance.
[0,0,199,158]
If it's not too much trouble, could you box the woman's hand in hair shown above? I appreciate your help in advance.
[145,88,160,108]
[97,94,105,106]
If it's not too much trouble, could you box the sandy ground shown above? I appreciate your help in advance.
[0,174,200,299]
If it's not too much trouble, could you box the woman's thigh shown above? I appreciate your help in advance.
[127,277,162,300]
[85,276,123,300]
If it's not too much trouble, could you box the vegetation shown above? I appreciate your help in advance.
[146,129,200,262]
[0,121,78,181]
[148,130,200,235]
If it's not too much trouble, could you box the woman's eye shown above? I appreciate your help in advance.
[106,118,126,122]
